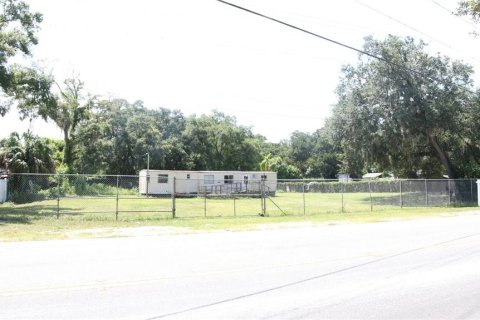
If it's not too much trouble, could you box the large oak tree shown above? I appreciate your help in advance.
[457,0,480,24]
[330,35,475,178]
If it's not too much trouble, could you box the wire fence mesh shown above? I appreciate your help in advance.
[0,173,478,220]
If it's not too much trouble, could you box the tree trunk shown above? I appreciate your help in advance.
[63,131,74,173]
[428,134,457,178]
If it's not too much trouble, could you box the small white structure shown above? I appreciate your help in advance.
[338,173,351,183]
[362,172,382,179]
[139,170,277,195]
[0,178,7,203]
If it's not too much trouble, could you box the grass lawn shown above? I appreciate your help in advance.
[0,191,478,241]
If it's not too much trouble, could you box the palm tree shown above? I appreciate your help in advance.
[0,132,28,173]
[0,132,55,173]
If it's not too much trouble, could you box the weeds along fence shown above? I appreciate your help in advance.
[1,173,478,220]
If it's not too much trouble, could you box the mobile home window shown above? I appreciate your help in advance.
[204,175,214,184]
[261,174,267,181]
[157,174,168,183]
[224,175,234,184]
[186,174,190,179]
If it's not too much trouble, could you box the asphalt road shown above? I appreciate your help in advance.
[2,213,480,319]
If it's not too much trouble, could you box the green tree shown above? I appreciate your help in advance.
[52,77,91,172]
[305,129,341,179]
[450,91,480,177]
[0,0,42,116]
[0,132,55,173]
[457,0,480,23]
[269,129,341,179]
[288,131,314,174]
[75,99,143,174]
[0,132,28,172]
[330,35,475,178]
[11,73,92,172]
[74,99,190,174]
[182,111,263,171]
[260,153,274,171]
[259,152,302,179]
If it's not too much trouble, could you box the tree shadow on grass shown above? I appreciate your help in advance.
[0,204,83,225]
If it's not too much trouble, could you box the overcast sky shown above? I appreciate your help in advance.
[1,0,479,142]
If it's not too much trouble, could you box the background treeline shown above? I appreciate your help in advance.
[0,98,342,179]
[2,0,480,179]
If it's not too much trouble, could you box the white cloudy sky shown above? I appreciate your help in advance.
[1,0,479,142]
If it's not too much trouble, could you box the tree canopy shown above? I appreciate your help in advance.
[73,102,266,175]
[457,0,480,24]
[181,111,263,171]
[0,0,42,116]
[330,35,476,178]
[11,72,92,172]
[0,132,56,173]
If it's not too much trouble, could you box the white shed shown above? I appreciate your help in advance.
[362,172,382,179]
[139,170,277,195]
[0,178,7,203]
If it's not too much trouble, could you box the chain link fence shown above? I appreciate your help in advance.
[3,173,173,220]
[276,179,477,215]
[0,173,477,220]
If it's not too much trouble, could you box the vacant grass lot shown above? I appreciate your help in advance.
[0,191,477,241]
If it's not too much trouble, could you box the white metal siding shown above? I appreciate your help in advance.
[138,170,277,195]
[0,179,6,202]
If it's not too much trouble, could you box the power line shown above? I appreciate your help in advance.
[355,0,452,49]
[216,0,475,90]
[356,0,480,65]
[431,0,480,31]
[216,0,389,64]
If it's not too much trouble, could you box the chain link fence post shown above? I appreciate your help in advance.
[341,182,345,213]
[115,175,119,221]
[425,179,428,207]
[259,182,262,215]
[204,188,207,218]
[233,195,236,217]
[172,177,176,218]
[368,180,373,212]
[146,166,149,197]
[303,183,306,216]
[448,179,451,206]
[471,179,474,204]
[56,174,60,219]
[399,180,403,208]
[261,179,266,216]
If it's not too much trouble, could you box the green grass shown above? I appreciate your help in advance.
[0,191,478,241]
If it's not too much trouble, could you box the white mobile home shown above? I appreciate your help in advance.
[139,170,277,195]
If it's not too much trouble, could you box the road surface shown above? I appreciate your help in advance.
[1,213,480,319]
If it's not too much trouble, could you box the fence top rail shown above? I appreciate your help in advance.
[5,173,478,182]
[9,173,140,178]
[278,178,476,182]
